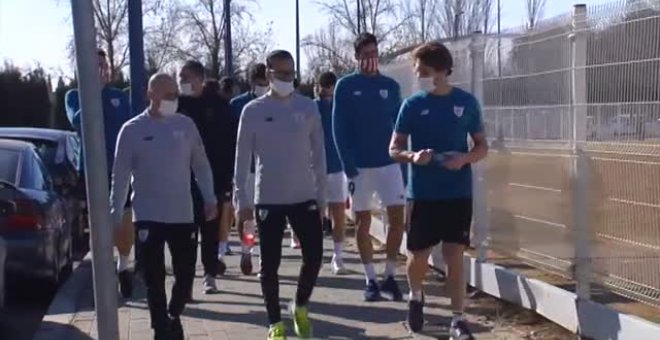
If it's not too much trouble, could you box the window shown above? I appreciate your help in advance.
[0,149,20,185]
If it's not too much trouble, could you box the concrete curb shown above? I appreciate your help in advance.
[368,215,660,340]
[33,252,93,340]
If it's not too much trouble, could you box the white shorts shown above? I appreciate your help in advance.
[349,163,406,212]
[326,172,348,204]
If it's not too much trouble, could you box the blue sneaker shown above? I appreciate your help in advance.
[364,280,381,301]
[380,276,403,301]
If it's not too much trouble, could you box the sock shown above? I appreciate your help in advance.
[451,312,464,326]
[333,242,343,258]
[117,255,129,272]
[384,260,397,277]
[364,263,377,283]
[409,290,423,302]
[218,241,228,257]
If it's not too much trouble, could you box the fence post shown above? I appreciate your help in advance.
[470,31,489,262]
[570,3,592,300]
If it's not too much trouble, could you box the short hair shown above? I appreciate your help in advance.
[219,76,235,93]
[202,79,220,96]
[354,33,378,54]
[182,60,206,78]
[318,71,337,88]
[266,50,294,69]
[412,42,454,75]
[248,63,267,81]
[98,49,107,58]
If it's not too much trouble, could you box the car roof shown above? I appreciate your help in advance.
[0,138,36,151]
[0,127,76,142]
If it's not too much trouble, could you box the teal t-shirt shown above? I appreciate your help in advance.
[394,88,484,200]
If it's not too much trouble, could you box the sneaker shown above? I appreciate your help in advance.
[267,321,287,340]
[364,280,382,301]
[331,256,348,275]
[217,257,227,276]
[449,320,475,340]
[203,275,219,294]
[407,296,424,333]
[170,316,184,340]
[289,303,313,338]
[380,276,403,301]
[118,269,133,299]
[240,251,253,275]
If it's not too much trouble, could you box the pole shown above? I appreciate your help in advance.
[295,0,301,82]
[497,0,502,78]
[224,0,233,76]
[128,0,146,115]
[70,1,119,339]
[357,0,361,34]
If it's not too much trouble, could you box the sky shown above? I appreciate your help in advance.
[0,0,615,78]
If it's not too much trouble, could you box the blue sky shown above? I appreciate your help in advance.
[0,0,613,77]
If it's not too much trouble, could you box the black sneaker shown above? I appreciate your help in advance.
[169,316,184,340]
[364,280,382,302]
[449,320,475,340]
[407,297,424,333]
[217,258,227,276]
[118,270,134,299]
[379,276,403,301]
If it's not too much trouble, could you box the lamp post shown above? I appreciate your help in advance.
[296,0,301,82]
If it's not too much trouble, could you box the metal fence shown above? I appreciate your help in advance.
[381,0,660,307]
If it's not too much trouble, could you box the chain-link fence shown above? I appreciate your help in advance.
[381,0,660,307]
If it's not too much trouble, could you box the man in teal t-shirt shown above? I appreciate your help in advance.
[390,42,488,338]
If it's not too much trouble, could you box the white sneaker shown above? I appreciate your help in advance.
[203,275,219,294]
[331,255,348,275]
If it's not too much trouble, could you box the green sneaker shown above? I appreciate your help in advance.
[290,303,313,338]
[267,322,287,340]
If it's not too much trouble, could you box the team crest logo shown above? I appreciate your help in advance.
[453,106,465,118]
[293,112,305,124]
[379,89,389,99]
[138,229,149,242]
[111,98,121,108]
[259,209,269,221]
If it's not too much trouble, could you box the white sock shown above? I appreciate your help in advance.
[364,263,377,283]
[409,290,423,302]
[117,255,130,272]
[384,260,397,277]
[218,241,228,257]
[333,242,343,258]
[451,312,465,326]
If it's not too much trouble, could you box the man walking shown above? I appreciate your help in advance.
[389,42,488,338]
[178,60,237,294]
[315,71,348,275]
[111,73,217,340]
[332,32,406,301]
[66,49,134,298]
[234,50,326,340]
[230,63,268,275]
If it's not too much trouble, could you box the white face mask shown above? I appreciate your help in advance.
[417,77,436,92]
[270,79,294,97]
[158,99,178,117]
[179,83,193,96]
[254,85,269,97]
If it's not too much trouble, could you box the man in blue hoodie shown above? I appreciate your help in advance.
[229,63,269,275]
[332,33,405,301]
[66,49,134,298]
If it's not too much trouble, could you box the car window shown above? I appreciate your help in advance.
[19,151,49,191]
[0,148,20,185]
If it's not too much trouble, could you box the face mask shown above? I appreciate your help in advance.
[358,57,379,74]
[417,77,436,92]
[158,99,178,117]
[254,85,269,97]
[270,79,294,97]
[179,83,193,96]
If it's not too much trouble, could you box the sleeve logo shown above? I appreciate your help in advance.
[453,106,465,118]
[379,89,389,99]
[111,98,121,108]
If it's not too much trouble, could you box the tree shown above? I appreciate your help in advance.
[525,0,547,30]
[438,0,495,39]
[145,3,182,74]
[0,63,52,128]
[302,23,355,79]
[396,0,440,45]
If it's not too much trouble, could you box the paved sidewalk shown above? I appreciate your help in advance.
[47,234,525,339]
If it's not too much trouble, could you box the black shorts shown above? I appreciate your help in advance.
[406,198,473,251]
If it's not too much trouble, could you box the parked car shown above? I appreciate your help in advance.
[0,237,6,309]
[0,139,72,286]
[0,128,86,252]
